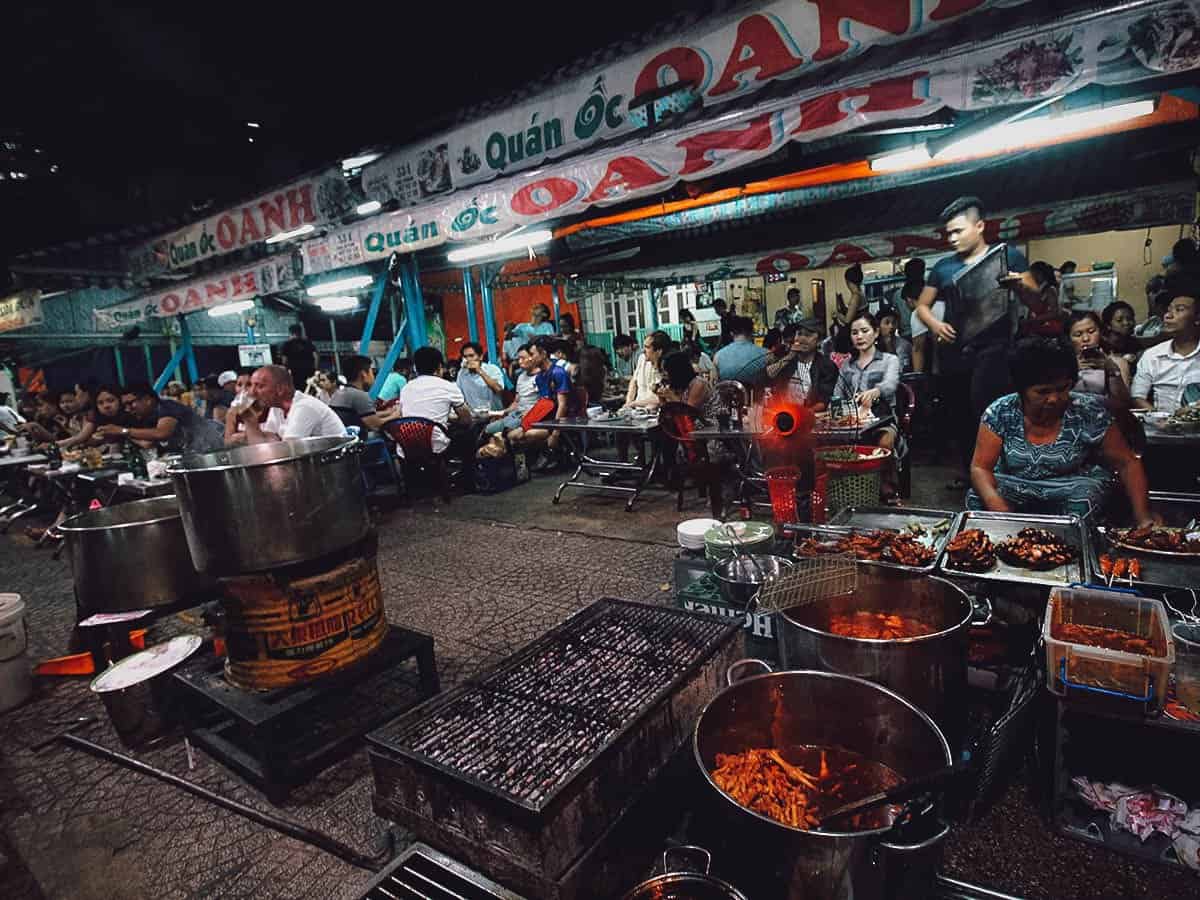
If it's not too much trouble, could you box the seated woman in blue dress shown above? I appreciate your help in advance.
[968,336,1155,525]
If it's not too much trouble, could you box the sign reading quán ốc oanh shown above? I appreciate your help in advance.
[93,259,298,329]
[301,1,1200,272]
[359,0,1029,206]
[0,290,43,334]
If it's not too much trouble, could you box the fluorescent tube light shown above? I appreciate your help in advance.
[315,296,360,313]
[208,300,254,317]
[447,228,553,264]
[264,223,315,245]
[307,275,373,297]
[342,152,382,171]
[356,200,382,216]
[870,146,932,172]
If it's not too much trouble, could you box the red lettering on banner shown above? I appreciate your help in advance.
[708,14,805,97]
[510,177,580,216]
[810,0,911,62]
[230,273,257,295]
[182,288,204,312]
[240,209,262,243]
[677,112,776,176]
[986,211,1051,244]
[888,233,947,257]
[160,294,181,314]
[756,252,811,274]
[205,281,229,301]
[286,185,316,228]
[259,196,287,236]
[793,74,927,134]
[583,157,668,204]
[821,243,872,267]
[216,215,237,250]
[634,46,708,99]
[930,0,986,22]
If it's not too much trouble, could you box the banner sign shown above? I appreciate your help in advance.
[304,0,1200,269]
[127,167,353,277]
[602,184,1193,284]
[0,289,43,334]
[361,0,1029,205]
[94,258,299,329]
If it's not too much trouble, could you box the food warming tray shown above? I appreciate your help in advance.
[938,512,1088,587]
[826,506,960,574]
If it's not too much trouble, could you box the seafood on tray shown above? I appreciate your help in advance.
[1109,526,1200,555]
[996,527,1077,571]
[794,529,935,567]
[1098,554,1142,587]
[945,528,996,571]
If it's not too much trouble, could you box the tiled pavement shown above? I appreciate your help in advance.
[1,471,1197,898]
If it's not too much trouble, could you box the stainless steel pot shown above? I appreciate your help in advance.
[711,554,793,609]
[167,437,367,574]
[693,663,952,900]
[773,568,983,750]
[620,847,749,900]
[59,496,214,612]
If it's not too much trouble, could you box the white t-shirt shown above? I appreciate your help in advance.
[398,376,466,454]
[513,370,539,412]
[910,301,946,338]
[1131,339,1200,414]
[264,392,347,440]
[631,357,661,403]
[0,405,24,430]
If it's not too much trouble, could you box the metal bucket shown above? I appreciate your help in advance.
[774,568,980,750]
[90,635,202,748]
[167,436,367,575]
[711,555,793,610]
[693,663,952,900]
[218,538,387,690]
[621,846,750,900]
[59,496,215,613]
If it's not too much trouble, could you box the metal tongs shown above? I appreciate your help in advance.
[815,760,974,829]
[723,523,768,588]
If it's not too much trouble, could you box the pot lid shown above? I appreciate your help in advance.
[704,521,774,547]
[90,634,202,693]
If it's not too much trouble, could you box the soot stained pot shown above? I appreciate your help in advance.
[620,847,749,900]
[59,495,214,612]
[167,436,367,574]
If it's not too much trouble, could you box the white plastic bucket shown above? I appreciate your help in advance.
[0,593,32,712]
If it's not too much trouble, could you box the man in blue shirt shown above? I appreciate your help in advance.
[514,303,557,342]
[456,342,506,411]
[510,336,578,471]
[915,195,1037,483]
[713,316,769,389]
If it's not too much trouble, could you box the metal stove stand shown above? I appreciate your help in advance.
[174,624,438,803]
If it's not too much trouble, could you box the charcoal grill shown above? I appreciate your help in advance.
[356,842,527,899]
[369,598,742,899]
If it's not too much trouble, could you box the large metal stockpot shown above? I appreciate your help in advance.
[693,664,952,900]
[167,437,367,575]
[59,496,214,612]
[774,568,979,750]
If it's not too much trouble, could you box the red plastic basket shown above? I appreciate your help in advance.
[812,445,891,523]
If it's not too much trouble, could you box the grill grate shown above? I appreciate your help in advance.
[358,842,527,899]
[370,599,732,809]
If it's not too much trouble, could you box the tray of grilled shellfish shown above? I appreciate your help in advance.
[938,512,1088,586]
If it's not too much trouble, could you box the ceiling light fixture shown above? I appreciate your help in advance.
[208,300,255,317]
[356,200,382,216]
[447,228,553,264]
[342,152,382,171]
[870,98,1156,173]
[315,296,360,313]
[307,274,373,296]
[264,223,315,245]
[247,122,260,128]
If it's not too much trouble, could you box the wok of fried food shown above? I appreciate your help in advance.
[945,528,996,571]
[996,527,1077,570]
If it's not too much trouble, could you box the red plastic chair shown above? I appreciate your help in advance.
[384,417,452,502]
[658,402,719,514]
[894,382,916,499]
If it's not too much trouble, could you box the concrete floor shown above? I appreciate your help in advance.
[0,457,1196,899]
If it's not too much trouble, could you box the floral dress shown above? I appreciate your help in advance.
[967,392,1114,517]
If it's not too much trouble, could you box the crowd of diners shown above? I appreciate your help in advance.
[4,199,1198,520]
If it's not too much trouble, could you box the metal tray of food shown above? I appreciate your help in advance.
[1089,528,1199,592]
[1098,526,1200,559]
[826,506,959,574]
[788,519,951,576]
[938,511,1088,587]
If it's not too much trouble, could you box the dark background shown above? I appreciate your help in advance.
[2,0,714,287]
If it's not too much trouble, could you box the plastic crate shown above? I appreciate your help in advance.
[1043,586,1174,713]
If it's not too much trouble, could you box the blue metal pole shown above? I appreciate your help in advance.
[113,347,125,387]
[246,325,256,343]
[479,264,499,365]
[178,315,199,385]
[367,316,408,402]
[358,272,387,355]
[462,267,479,344]
[142,343,153,381]
[399,263,421,351]
[550,280,562,331]
[153,345,189,394]
[409,256,428,348]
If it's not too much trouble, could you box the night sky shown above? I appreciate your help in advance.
[3,0,704,279]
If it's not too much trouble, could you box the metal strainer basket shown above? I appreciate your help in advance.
[753,550,858,614]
